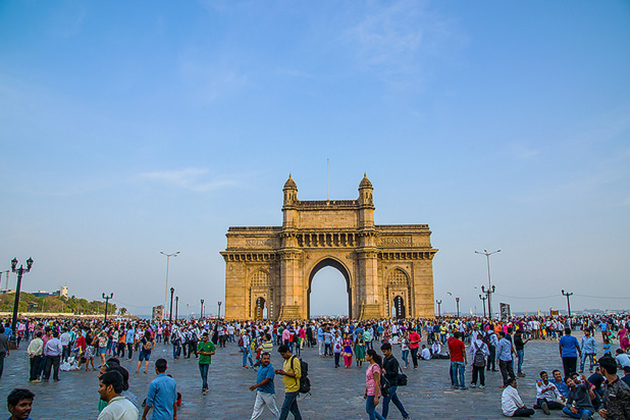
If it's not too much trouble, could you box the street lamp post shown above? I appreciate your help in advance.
[218,301,222,319]
[455,297,460,318]
[102,293,113,322]
[0,270,9,293]
[436,299,442,317]
[561,290,573,317]
[479,293,487,318]
[200,299,204,319]
[175,296,179,321]
[169,287,175,322]
[475,249,501,319]
[10,257,33,349]
[160,251,179,320]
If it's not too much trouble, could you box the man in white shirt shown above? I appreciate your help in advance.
[616,349,630,369]
[98,370,139,420]
[27,331,44,382]
[534,370,565,415]
[420,345,431,361]
[501,378,534,417]
[59,328,72,362]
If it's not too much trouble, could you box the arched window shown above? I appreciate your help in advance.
[251,270,270,288]
[388,268,408,286]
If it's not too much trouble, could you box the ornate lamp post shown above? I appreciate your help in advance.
[169,287,175,322]
[102,293,113,322]
[200,299,204,319]
[435,299,442,317]
[455,297,460,318]
[475,249,501,319]
[10,257,33,349]
[218,301,222,319]
[0,270,9,292]
[479,293,487,318]
[561,290,573,317]
[175,296,179,321]
[160,251,179,320]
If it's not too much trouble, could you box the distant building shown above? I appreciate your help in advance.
[30,287,69,298]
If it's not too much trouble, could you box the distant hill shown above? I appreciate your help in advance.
[0,293,126,316]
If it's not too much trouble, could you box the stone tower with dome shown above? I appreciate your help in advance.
[221,174,437,320]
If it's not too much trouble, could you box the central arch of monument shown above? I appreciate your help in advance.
[221,174,437,320]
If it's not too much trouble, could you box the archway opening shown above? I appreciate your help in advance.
[393,295,405,319]
[308,258,351,318]
[255,297,267,320]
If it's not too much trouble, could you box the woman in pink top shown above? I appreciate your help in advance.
[364,349,386,420]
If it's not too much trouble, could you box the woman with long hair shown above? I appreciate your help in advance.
[364,349,386,420]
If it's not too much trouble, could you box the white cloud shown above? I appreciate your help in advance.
[139,167,238,192]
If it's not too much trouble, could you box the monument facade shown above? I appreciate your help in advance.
[221,174,437,320]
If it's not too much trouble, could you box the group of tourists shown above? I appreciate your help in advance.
[0,312,629,419]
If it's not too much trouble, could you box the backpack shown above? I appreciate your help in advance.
[380,371,391,398]
[473,343,486,367]
[291,356,311,394]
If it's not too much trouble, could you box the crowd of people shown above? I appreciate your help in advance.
[0,312,628,419]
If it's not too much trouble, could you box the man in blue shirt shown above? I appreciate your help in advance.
[496,331,516,387]
[559,328,581,378]
[126,325,136,361]
[249,352,279,420]
[549,369,570,398]
[142,359,177,420]
[7,388,35,420]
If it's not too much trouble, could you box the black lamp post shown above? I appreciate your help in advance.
[479,293,487,318]
[102,293,113,322]
[455,297,460,318]
[561,290,573,317]
[175,296,179,321]
[481,284,496,319]
[10,257,33,349]
[218,301,222,319]
[475,249,501,318]
[435,299,442,317]
[169,287,175,322]
[200,299,204,319]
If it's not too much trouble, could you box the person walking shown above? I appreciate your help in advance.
[380,343,410,420]
[469,333,489,389]
[448,331,468,390]
[136,331,156,374]
[342,334,353,368]
[197,332,215,395]
[275,345,302,420]
[364,349,386,420]
[0,326,9,379]
[497,331,516,388]
[249,352,280,420]
[559,328,581,379]
[141,359,177,420]
[408,329,421,370]
[514,330,530,377]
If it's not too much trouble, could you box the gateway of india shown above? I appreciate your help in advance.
[221,174,437,321]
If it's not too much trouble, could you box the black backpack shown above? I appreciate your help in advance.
[291,356,311,394]
[472,343,486,367]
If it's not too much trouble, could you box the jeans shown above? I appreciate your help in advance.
[410,347,419,368]
[279,391,302,420]
[242,347,254,367]
[199,363,209,390]
[173,341,181,359]
[366,396,386,420]
[401,350,409,368]
[251,391,279,420]
[44,355,61,381]
[381,386,409,419]
[471,365,485,386]
[562,407,592,419]
[29,355,42,380]
[334,352,341,367]
[499,359,515,386]
[487,345,496,370]
[0,352,5,378]
[127,343,134,359]
[580,353,596,372]
[317,340,324,356]
[516,349,524,374]
[451,361,466,388]
[562,356,578,379]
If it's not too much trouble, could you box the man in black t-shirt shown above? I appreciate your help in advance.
[381,343,410,420]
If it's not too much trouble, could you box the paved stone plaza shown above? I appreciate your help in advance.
[0,332,616,419]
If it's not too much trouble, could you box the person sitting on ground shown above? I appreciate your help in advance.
[7,389,34,420]
[431,340,441,357]
[501,377,535,417]
[562,374,595,420]
[420,345,431,361]
[549,369,570,399]
[534,370,565,415]
[615,348,630,369]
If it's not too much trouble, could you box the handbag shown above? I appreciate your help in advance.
[397,365,408,386]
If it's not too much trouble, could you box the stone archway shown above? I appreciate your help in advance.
[221,174,438,320]
[307,257,352,319]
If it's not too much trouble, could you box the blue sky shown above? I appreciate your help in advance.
[1,1,629,317]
